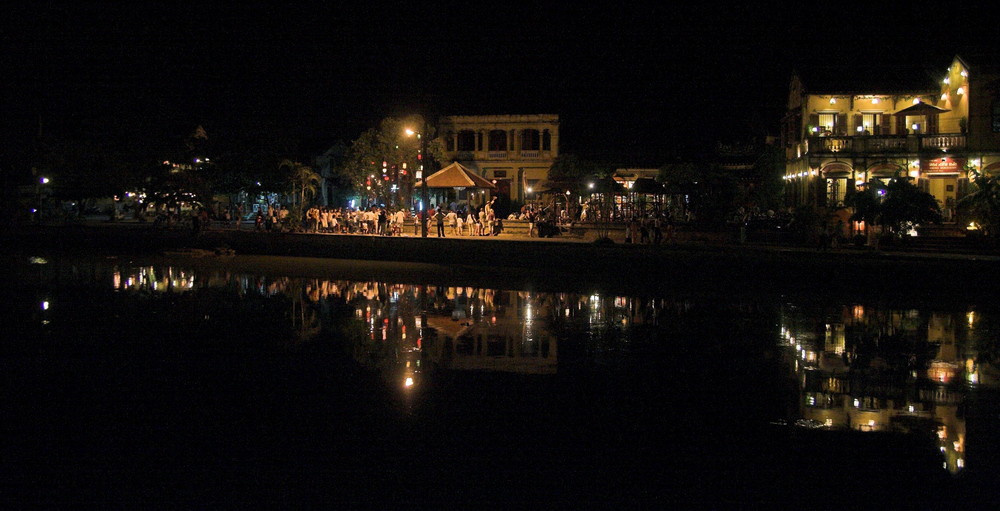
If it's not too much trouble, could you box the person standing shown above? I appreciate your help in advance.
[527,207,536,238]
[446,208,458,235]
[434,208,446,237]
[379,208,389,236]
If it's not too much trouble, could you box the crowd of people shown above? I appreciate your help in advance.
[163,198,690,244]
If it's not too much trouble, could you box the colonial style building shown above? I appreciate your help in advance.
[436,114,559,205]
[781,55,1000,222]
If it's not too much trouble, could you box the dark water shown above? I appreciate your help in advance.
[2,255,997,508]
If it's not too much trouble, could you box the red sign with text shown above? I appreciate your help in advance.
[922,157,965,174]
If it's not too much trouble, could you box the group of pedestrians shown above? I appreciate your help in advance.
[624,214,675,244]
[428,198,502,237]
[305,206,408,235]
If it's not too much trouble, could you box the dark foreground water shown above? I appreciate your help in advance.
[2,254,997,508]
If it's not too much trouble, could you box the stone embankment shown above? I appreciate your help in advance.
[4,223,998,296]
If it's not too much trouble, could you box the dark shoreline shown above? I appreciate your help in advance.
[4,224,996,297]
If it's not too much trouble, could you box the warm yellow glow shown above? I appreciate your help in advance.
[404,377,414,387]
[941,93,948,101]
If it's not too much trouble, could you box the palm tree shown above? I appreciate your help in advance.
[281,159,321,226]
[282,160,320,205]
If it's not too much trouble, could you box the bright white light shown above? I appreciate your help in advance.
[404,377,414,387]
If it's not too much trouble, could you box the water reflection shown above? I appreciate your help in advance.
[779,302,996,474]
[16,256,1000,480]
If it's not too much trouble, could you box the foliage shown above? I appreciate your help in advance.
[334,116,446,207]
[281,159,320,226]
[847,177,942,237]
[35,128,152,214]
[659,161,739,226]
[747,144,785,212]
[786,204,824,245]
[547,154,608,189]
[956,169,1000,237]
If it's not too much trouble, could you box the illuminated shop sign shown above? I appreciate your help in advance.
[922,157,965,174]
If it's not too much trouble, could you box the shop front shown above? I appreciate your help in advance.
[921,157,964,221]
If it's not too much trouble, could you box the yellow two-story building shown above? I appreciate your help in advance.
[782,55,1000,223]
[436,114,560,205]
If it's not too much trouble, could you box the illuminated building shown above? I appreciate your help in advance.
[781,55,1000,220]
[437,115,560,204]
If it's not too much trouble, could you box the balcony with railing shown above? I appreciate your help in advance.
[805,133,966,156]
[446,149,553,162]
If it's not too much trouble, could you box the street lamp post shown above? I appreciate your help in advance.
[407,123,432,238]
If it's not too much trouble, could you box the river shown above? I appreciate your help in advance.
[2,254,996,507]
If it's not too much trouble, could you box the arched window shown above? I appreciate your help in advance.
[521,129,540,151]
[488,130,507,151]
[457,130,476,151]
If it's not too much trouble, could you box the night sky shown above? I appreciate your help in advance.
[4,3,998,169]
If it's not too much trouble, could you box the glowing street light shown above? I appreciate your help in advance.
[406,123,432,237]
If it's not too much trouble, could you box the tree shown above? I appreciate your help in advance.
[658,161,739,226]
[281,159,320,227]
[957,169,1000,237]
[335,116,445,208]
[847,176,941,238]
[748,144,785,212]
[547,154,606,187]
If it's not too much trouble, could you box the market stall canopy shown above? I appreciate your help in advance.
[415,162,497,189]
[893,102,951,116]
[533,179,578,194]
[630,178,667,194]
[589,176,627,194]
